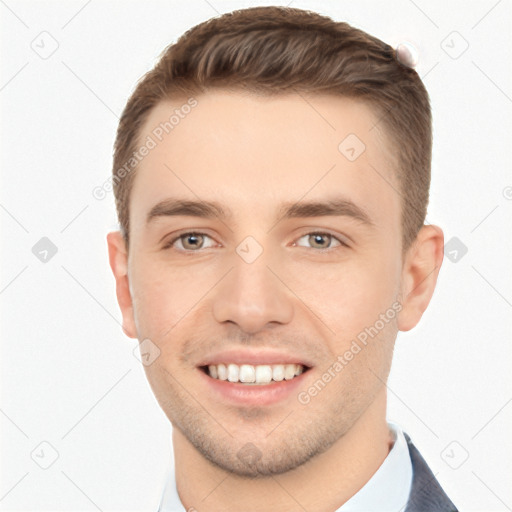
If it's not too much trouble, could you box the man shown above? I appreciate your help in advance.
[107,6,458,511]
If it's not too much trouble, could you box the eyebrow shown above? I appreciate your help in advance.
[146,197,374,227]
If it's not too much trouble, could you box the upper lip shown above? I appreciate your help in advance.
[198,349,313,368]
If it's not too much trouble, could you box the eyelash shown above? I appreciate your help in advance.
[162,231,349,252]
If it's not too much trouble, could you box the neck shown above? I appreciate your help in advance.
[172,389,391,512]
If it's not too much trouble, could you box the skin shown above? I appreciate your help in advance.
[107,90,444,511]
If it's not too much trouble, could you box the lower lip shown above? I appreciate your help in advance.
[197,367,310,406]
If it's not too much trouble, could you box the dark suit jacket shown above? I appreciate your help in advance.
[404,433,458,511]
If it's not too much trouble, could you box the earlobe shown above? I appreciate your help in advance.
[106,231,137,339]
[397,225,444,332]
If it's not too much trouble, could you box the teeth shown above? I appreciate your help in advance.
[284,364,296,380]
[239,364,256,383]
[205,363,306,384]
[255,365,272,383]
[227,363,239,383]
[273,365,285,382]
[217,364,227,380]
[208,365,218,379]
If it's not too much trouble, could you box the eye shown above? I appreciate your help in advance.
[163,231,348,252]
[164,232,216,251]
[294,232,346,250]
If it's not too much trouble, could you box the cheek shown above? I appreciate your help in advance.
[129,253,229,344]
[129,258,195,337]
[286,255,401,341]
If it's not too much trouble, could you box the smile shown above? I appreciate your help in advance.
[202,363,307,385]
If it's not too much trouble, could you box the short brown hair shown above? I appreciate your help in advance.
[112,6,432,251]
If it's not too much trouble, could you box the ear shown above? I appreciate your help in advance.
[107,231,137,338]
[397,224,444,332]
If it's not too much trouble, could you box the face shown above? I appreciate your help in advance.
[117,91,408,476]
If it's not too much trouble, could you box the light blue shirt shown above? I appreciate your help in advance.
[158,423,412,511]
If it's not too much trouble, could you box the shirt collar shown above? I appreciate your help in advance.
[158,423,412,512]
[336,422,413,511]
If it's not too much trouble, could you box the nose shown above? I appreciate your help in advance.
[212,252,294,334]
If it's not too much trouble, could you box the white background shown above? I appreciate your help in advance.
[1,0,511,510]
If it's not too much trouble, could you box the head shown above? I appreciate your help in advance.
[107,6,443,477]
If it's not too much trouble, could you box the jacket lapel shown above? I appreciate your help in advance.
[403,433,458,512]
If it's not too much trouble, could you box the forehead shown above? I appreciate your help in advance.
[130,90,400,230]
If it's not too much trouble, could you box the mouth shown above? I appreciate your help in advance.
[196,349,314,405]
[198,362,312,406]
[199,363,311,385]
